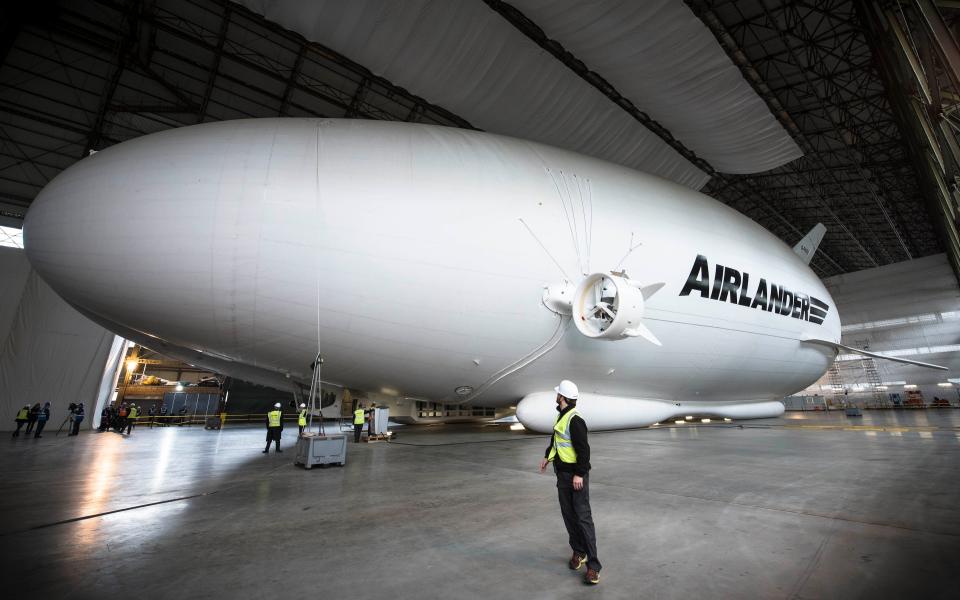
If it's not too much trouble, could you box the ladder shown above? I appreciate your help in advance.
[827,363,844,409]
[860,357,885,408]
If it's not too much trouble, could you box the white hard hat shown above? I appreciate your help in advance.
[554,379,579,400]
[299,403,306,408]
[274,402,282,408]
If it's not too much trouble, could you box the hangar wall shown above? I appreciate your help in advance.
[0,247,119,431]
[797,252,960,403]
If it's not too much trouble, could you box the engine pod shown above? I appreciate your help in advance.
[572,273,646,339]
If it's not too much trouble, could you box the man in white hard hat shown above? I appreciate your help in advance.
[263,402,284,453]
[298,403,308,435]
[539,379,601,585]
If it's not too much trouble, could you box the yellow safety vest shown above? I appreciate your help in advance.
[298,410,307,426]
[547,409,580,464]
[353,409,365,425]
[129,407,138,418]
[267,410,282,427]
[16,408,29,420]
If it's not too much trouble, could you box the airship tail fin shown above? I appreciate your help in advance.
[803,338,949,370]
[793,223,826,264]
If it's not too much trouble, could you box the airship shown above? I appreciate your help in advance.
[22,119,942,433]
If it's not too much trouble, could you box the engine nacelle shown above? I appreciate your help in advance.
[572,273,646,339]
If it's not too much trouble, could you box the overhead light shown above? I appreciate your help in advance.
[685,415,694,420]
[674,420,685,425]
[126,359,138,372]
[938,383,953,388]
[509,423,524,431]
[875,386,888,391]
[175,384,184,392]
[650,422,660,427]
[723,418,732,422]
[701,418,711,423]
[904,384,917,389]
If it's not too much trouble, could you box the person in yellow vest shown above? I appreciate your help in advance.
[298,403,307,435]
[263,402,284,453]
[12,405,30,437]
[538,379,601,585]
[352,404,365,443]
[125,404,139,435]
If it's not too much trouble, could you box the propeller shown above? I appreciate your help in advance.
[573,272,665,344]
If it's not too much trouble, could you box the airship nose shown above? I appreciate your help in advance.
[22,129,224,341]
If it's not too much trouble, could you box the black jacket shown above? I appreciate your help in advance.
[544,405,591,476]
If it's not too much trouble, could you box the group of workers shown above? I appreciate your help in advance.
[11,402,52,438]
[11,402,86,437]
[11,379,601,585]
[98,402,142,434]
[352,402,379,443]
[262,402,310,453]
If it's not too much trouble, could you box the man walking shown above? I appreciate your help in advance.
[538,380,601,585]
[263,402,283,453]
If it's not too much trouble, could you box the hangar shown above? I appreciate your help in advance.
[1,1,959,597]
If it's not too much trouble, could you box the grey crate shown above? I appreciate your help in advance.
[295,434,347,469]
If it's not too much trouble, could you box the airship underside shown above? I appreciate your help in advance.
[25,119,849,432]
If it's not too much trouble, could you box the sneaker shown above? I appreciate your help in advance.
[584,568,600,585]
[568,552,587,570]
[262,450,269,454]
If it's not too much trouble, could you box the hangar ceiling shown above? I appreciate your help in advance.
[1,0,958,282]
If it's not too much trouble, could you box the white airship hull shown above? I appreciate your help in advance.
[24,119,840,432]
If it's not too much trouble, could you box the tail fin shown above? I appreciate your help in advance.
[793,223,826,265]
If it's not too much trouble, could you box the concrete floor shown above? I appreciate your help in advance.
[1,411,959,599]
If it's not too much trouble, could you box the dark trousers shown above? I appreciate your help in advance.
[12,421,25,436]
[126,419,135,435]
[264,428,281,452]
[70,419,83,435]
[34,421,47,437]
[298,425,305,436]
[353,423,363,443]
[25,419,36,434]
[556,470,601,572]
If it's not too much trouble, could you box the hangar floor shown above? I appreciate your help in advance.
[2,411,958,599]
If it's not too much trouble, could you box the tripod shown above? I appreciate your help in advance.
[55,416,72,436]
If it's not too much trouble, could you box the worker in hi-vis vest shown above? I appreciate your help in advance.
[298,403,307,435]
[353,404,365,443]
[125,404,139,435]
[538,379,601,585]
[263,402,284,453]
[12,405,30,437]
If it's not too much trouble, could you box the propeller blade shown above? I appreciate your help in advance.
[596,302,616,320]
[624,322,662,346]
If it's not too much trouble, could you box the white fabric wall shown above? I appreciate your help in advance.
[0,247,119,431]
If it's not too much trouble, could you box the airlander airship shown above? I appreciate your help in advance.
[22,119,943,433]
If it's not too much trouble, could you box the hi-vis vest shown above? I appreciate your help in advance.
[353,409,365,425]
[16,407,29,420]
[129,407,138,418]
[267,410,282,427]
[298,410,307,426]
[547,409,580,464]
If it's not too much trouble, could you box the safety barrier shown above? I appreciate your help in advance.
[102,413,348,428]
